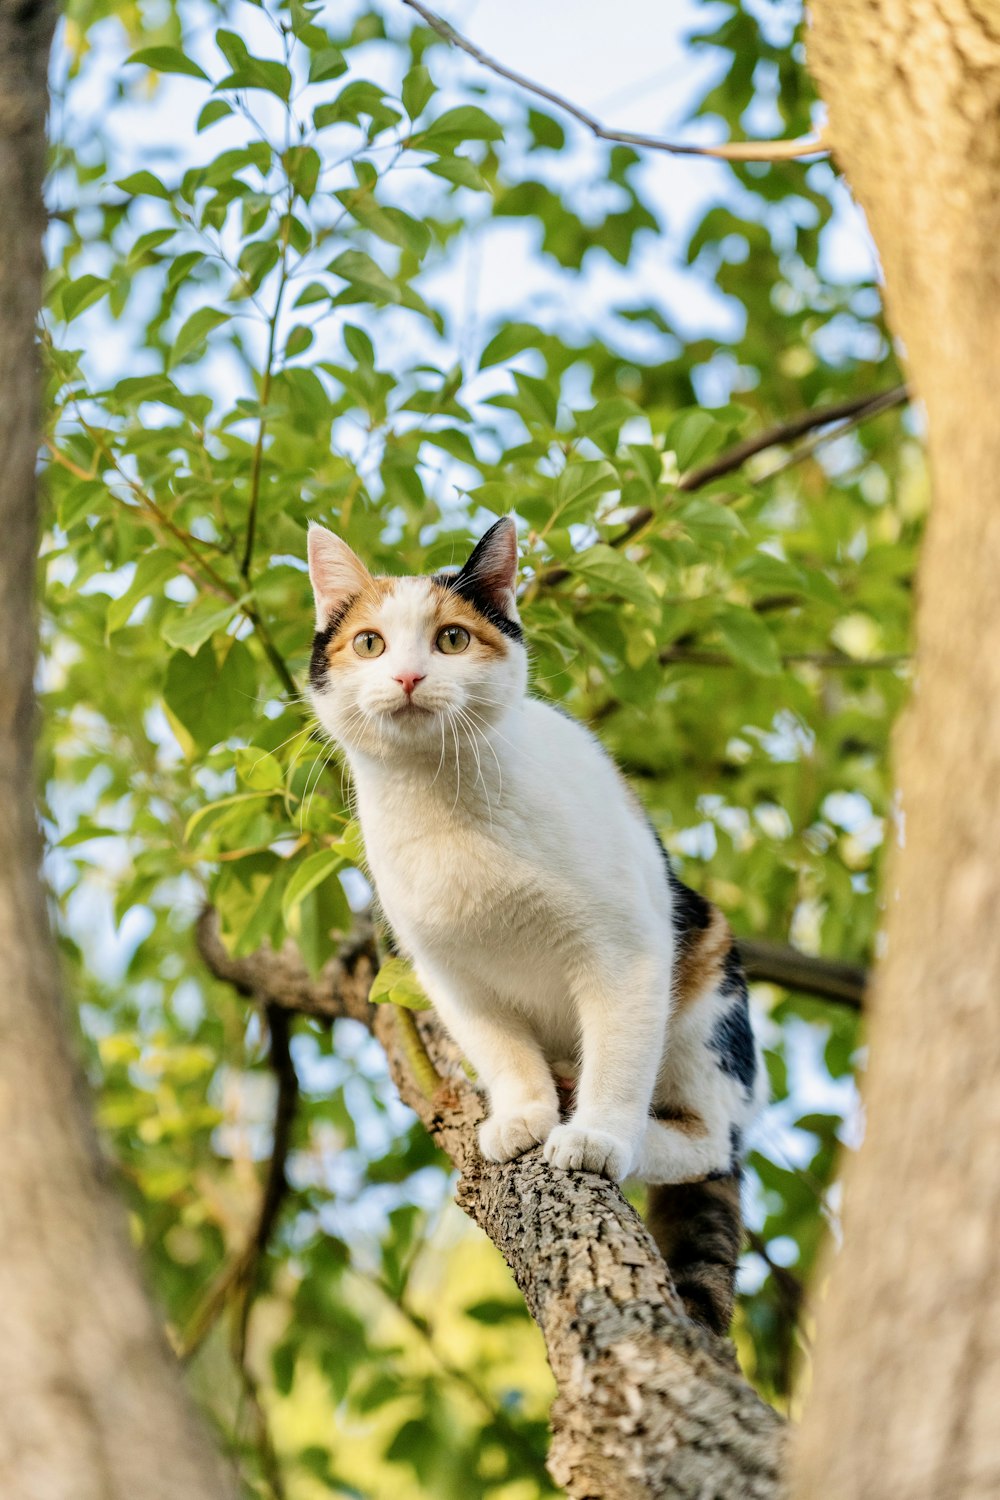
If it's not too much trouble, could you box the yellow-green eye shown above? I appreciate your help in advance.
[436,624,471,655]
[353,630,385,658]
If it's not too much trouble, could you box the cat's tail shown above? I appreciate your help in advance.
[646,1171,743,1336]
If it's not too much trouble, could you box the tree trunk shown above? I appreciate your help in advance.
[795,5,1000,1496]
[0,7,238,1496]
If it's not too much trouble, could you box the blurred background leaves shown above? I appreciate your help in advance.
[41,0,915,1493]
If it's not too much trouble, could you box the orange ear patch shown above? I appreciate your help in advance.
[672,905,733,1011]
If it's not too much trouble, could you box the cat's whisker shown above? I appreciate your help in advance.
[429,709,448,789]
[446,709,463,814]
[301,738,342,831]
[464,716,504,803]
[455,706,501,814]
[454,707,493,828]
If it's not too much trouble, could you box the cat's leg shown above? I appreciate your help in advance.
[542,952,667,1182]
[636,973,764,1184]
[632,1102,738,1184]
[417,967,559,1163]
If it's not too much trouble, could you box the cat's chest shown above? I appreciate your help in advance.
[360,800,550,948]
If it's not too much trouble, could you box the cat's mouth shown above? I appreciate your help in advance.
[389,699,435,718]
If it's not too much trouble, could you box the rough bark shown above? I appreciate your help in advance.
[198,911,786,1499]
[796,5,1000,1498]
[0,9,237,1497]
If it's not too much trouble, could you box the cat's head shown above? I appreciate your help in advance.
[306,517,528,758]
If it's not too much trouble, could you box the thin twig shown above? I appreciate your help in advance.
[241,211,293,580]
[179,1005,300,1362]
[402,0,827,163]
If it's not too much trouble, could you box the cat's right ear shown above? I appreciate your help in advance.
[307,524,371,629]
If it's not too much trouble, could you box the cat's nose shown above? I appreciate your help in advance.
[394,671,426,697]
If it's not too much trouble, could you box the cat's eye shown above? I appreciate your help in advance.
[353,630,385,658]
[436,625,471,655]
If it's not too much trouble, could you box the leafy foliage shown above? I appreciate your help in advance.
[42,0,918,1491]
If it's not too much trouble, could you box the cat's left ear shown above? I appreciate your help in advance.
[307,524,371,629]
[455,516,519,620]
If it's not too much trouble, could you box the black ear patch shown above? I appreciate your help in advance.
[437,517,523,642]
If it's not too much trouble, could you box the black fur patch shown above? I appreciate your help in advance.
[309,595,358,690]
[647,822,712,950]
[434,570,524,643]
[707,1125,745,1180]
[709,991,757,1095]
[719,941,748,998]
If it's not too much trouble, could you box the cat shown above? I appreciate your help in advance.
[306,515,767,1332]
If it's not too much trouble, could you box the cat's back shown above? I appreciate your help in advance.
[509,698,668,911]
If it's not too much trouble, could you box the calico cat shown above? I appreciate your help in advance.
[306,516,767,1332]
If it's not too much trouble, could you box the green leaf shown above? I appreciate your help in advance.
[415,105,503,148]
[215,31,292,101]
[61,275,109,321]
[478,322,541,369]
[714,607,783,675]
[169,306,228,367]
[235,746,283,791]
[343,324,375,366]
[327,248,398,303]
[666,409,728,472]
[402,64,435,120]
[369,957,431,1011]
[284,145,321,202]
[553,460,620,523]
[281,847,346,923]
[162,639,256,754]
[197,99,232,131]
[677,497,748,540]
[464,1297,526,1325]
[308,46,347,83]
[106,549,178,637]
[116,170,172,201]
[184,791,270,845]
[162,595,243,655]
[126,46,209,80]
[424,156,487,191]
[571,544,659,609]
[527,109,565,150]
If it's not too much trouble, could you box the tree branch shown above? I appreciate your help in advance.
[403,0,827,163]
[178,1002,302,1362]
[615,383,910,547]
[196,909,785,1498]
[739,938,867,1008]
[681,383,909,493]
[535,383,910,591]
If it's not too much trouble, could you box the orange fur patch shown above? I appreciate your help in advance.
[429,582,510,657]
[318,577,512,678]
[673,906,733,1012]
[319,578,396,672]
[652,1104,707,1137]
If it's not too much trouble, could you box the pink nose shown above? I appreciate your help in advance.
[394,671,426,697]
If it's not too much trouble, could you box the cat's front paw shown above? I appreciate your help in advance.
[543,1124,632,1181]
[479,1103,559,1163]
